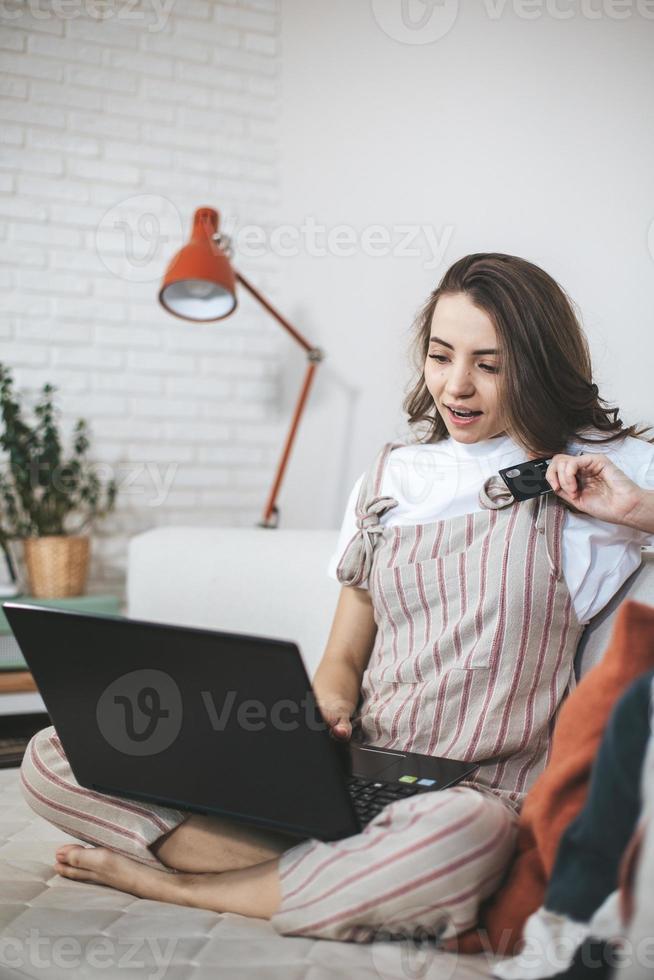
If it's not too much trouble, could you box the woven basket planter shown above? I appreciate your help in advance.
[23,535,90,599]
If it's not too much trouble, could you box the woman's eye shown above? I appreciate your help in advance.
[428,354,498,374]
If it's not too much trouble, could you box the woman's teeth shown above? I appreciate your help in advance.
[446,406,482,424]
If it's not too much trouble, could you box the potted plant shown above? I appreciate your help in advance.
[0,363,117,598]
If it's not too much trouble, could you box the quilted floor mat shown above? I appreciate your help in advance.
[0,767,499,979]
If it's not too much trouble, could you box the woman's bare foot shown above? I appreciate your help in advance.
[54,844,186,904]
[54,843,282,918]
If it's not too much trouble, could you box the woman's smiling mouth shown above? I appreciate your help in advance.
[445,404,483,425]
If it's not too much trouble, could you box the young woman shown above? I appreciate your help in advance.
[21,253,654,945]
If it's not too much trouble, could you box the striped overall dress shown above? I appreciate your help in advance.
[271,442,584,940]
[20,442,585,943]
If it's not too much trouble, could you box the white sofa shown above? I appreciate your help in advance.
[0,527,652,980]
[127,527,343,679]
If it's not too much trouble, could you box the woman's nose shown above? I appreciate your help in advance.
[445,365,475,396]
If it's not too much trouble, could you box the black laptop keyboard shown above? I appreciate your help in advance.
[347,775,421,826]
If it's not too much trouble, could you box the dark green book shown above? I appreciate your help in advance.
[0,595,122,671]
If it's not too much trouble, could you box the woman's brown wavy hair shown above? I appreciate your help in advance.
[404,252,651,454]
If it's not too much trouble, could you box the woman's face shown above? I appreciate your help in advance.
[424,292,506,444]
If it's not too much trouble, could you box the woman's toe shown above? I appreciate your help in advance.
[55,843,85,862]
[56,845,126,882]
[52,844,183,902]
[54,844,104,882]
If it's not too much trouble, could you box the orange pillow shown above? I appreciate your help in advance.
[456,599,654,956]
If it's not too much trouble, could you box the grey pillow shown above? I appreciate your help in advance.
[574,555,654,679]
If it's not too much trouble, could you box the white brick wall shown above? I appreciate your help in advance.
[0,0,284,598]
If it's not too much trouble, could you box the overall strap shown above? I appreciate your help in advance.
[534,491,565,580]
[336,442,401,588]
[353,441,403,519]
[478,473,514,510]
[479,473,564,579]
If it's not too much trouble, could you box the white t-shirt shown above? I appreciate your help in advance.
[327,432,654,625]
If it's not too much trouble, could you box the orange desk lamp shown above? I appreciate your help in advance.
[158,206,324,528]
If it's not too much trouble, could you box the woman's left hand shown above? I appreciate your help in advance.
[545,453,644,527]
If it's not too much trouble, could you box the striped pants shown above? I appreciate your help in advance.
[21,726,518,942]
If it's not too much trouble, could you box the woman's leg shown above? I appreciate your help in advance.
[25,727,516,938]
[53,844,284,919]
[20,726,300,873]
[52,785,517,935]
[271,785,517,942]
[150,811,301,873]
[21,726,185,868]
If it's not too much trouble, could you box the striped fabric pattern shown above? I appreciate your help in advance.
[346,442,585,810]
[21,726,185,870]
[272,441,585,940]
[272,785,518,941]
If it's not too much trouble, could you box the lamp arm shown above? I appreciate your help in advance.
[260,359,319,528]
[235,270,319,356]
[230,269,323,528]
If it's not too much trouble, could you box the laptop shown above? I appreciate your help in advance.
[5,602,478,842]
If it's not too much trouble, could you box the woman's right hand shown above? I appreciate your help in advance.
[311,586,376,743]
[545,452,653,530]
[315,695,353,741]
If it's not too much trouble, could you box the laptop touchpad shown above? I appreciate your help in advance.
[349,744,405,780]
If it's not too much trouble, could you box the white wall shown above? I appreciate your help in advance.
[1,0,652,577]
[0,0,285,594]
[277,0,654,529]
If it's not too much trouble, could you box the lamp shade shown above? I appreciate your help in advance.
[158,207,237,321]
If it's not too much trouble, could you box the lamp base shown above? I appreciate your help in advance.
[257,506,280,530]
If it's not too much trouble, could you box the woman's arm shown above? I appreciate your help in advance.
[312,584,377,741]
[546,453,654,533]
[623,488,654,534]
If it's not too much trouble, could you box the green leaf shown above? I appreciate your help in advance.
[0,362,119,538]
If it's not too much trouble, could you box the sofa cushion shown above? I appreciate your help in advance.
[128,527,341,677]
[574,556,654,678]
